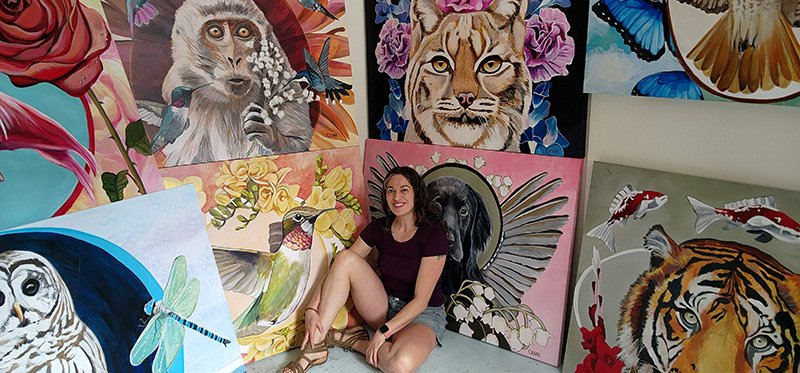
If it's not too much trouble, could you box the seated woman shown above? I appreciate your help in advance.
[282,166,448,373]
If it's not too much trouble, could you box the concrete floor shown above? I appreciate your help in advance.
[245,329,561,373]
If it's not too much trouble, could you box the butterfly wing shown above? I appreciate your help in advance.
[152,318,185,373]
[632,71,704,99]
[130,313,166,366]
[593,0,666,61]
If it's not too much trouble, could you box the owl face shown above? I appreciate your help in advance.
[0,250,65,333]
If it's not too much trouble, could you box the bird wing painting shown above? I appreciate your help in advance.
[156,146,370,364]
[0,185,243,373]
[585,0,800,103]
[100,0,359,167]
[363,139,582,366]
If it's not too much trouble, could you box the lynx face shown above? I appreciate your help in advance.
[404,0,531,151]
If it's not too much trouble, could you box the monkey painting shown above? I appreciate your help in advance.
[155,0,313,166]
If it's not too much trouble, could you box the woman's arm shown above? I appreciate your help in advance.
[378,254,445,337]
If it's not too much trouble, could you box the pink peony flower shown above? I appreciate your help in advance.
[524,8,575,83]
[375,18,411,79]
[436,0,493,13]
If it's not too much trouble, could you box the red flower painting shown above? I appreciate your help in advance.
[0,0,110,96]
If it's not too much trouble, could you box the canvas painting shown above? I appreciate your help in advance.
[98,0,359,167]
[157,146,369,363]
[364,0,588,158]
[362,139,582,366]
[0,0,164,231]
[563,161,800,372]
[585,0,800,105]
[0,185,244,372]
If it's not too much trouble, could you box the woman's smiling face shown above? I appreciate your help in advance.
[385,174,415,218]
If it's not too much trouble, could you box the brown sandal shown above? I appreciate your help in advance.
[326,325,369,351]
[281,341,328,373]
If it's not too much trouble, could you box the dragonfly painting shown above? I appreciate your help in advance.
[130,255,231,372]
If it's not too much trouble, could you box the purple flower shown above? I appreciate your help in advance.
[376,18,411,79]
[436,0,493,13]
[524,7,575,83]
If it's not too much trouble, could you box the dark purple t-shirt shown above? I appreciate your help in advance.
[360,217,448,307]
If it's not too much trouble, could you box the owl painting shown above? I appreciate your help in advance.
[0,250,108,372]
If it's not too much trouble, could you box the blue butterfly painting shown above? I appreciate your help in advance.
[589,0,704,100]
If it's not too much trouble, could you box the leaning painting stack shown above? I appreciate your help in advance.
[564,162,800,372]
[0,185,244,372]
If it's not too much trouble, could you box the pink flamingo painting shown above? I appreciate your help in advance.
[0,91,97,199]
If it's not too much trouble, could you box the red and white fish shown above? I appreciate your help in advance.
[687,196,800,244]
[587,184,668,252]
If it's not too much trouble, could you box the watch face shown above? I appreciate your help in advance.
[379,324,389,334]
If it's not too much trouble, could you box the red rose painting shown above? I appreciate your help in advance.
[0,0,110,96]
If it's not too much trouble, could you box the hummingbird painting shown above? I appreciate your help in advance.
[136,83,209,153]
[297,0,338,20]
[682,0,800,93]
[294,37,353,104]
[212,206,335,337]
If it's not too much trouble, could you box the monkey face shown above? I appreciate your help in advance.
[201,19,260,97]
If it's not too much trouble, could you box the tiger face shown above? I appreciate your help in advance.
[404,0,532,151]
[618,225,800,373]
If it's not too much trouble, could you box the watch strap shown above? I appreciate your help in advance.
[379,324,390,338]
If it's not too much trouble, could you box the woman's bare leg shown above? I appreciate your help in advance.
[376,324,437,373]
[282,250,386,372]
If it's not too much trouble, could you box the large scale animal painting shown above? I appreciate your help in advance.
[564,162,800,372]
[585,0,800,104]
[100,0,359,167]
[363,139,582,366]
[157,146,370,364]
[365,0,589,157]
[0,185,243,372]
[0,0,163,231]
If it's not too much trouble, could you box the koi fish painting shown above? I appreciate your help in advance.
[688,195,800,243]
[586,184,668,252]
[565,162,800,373]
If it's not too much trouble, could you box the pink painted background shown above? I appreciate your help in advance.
[363,139,583,366]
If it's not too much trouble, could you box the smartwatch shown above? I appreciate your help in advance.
[379,324,390,338]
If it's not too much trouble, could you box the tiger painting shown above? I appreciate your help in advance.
[618,225,800,372]
[404,0,532,152]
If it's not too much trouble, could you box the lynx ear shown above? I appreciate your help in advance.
[411,0,444,35]
[487,0,527,29]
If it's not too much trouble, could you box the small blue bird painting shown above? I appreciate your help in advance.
[127,0,159,39]
[298,0,338,20]
[137,83,210,153]
[213,206,334,337]
[295,37,353,104]
[130,255,230,373]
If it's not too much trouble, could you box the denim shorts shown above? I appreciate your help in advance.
[386,295,446,345]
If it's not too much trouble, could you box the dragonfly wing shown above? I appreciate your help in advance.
[164,255,188,309]
[172,277,200,318]
[130,314,166,366]
[153,318,185,373]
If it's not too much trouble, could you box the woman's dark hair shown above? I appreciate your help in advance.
[380,166,440,231]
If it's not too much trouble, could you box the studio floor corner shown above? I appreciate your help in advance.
[246,330,561,373]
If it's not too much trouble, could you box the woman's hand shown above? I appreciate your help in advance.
[365,331,387,367]
[301,308,324,349]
